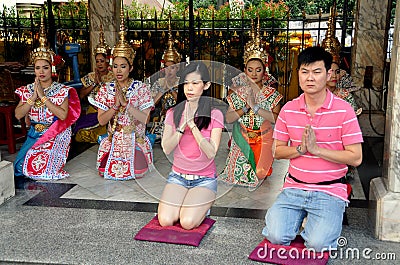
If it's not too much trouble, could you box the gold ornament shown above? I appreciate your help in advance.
[111,2,135,66]
[162,17,182,65]
[30,15,56,65]
[321,1,341,64]
[108,79,132,141]
[243,17,269,66]
[34,99,45,108]
[93,24,111,57]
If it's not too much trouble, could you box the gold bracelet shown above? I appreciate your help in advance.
[189,124,196,130]
[27,98,34,106]
[41,96,48,103]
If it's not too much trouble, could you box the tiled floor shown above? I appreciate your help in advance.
[0,112,391,265]
[2,123,369,212]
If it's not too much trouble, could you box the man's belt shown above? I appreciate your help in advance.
[288,173,347,185]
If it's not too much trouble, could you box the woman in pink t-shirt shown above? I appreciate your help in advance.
[157,61,224,230]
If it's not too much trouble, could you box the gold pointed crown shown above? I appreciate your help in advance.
[30,16,56,65]
[162,18,181,64]
[321,1,341,64]
[111,3,135,65]
[93,24,111,57]
[243,17,269,66]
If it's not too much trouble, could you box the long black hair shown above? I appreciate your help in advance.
[173,61,212,131]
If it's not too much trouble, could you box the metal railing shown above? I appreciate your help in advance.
[3,5,396,102]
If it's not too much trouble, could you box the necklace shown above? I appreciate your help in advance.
[109,79,133,141]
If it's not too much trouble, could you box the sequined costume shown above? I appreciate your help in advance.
[14,82,80,179]
[221,73,282,187]
[73,70,114,142]
[91,80,154,180]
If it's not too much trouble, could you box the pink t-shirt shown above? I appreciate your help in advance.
[273,90,363,201]
[165,108,224,178]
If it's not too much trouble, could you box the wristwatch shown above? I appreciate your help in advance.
[242,106,249,113]
[296,145,306,155]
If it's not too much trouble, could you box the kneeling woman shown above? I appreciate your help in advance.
[14,19,80,180]
[158,61,224,230]
[91,18,154,180]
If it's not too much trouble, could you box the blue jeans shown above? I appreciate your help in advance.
[262,188,346,252]
[166,171,218,193]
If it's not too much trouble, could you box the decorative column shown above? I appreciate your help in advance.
[351,0,390,111]
[368,1,400,242]
[88,0,121,70]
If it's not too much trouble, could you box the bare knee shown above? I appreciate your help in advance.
[158,213,176,227]
[180,216,199,230]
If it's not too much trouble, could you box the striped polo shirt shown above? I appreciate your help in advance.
[273,89,363,201]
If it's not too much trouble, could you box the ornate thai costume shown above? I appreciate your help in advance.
[220,19,283,187]
[74,26,114,143]
[92,80,154,180]
[150,77,179,136]
[333,73,362,115]
[221,74,282,187]
[14,18,81,180]
[321,8,362,116]
[91,9,154,180]
[149,20,181,138]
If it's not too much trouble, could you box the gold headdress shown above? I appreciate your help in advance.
[111,3,135,65]
[321,1,341,64]
[93,24,111,57]
[162,18,181,65]
[243,17,269,66]
[30,16,56,65]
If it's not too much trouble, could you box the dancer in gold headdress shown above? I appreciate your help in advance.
[73,25,114,143]
[220,18,283,188]
[14,16,81,180]
[150,18,182,140]
[90,3,154,180]
[322,2,362,182]
[322,2,362,115]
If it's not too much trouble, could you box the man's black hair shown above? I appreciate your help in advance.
[298,46,333,72]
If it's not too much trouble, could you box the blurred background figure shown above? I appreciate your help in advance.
[149,20,182,142]
[322,2,362,116]
[73,25,114,143]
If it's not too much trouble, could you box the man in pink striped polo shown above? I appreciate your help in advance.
[262,46,363,252]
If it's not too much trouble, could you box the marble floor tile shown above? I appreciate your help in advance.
[106,190,159,203]
[0,118,375,210]
[84,181,136,199]
[60,185,104,200]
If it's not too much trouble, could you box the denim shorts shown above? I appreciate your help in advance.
[166,171,218,193]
